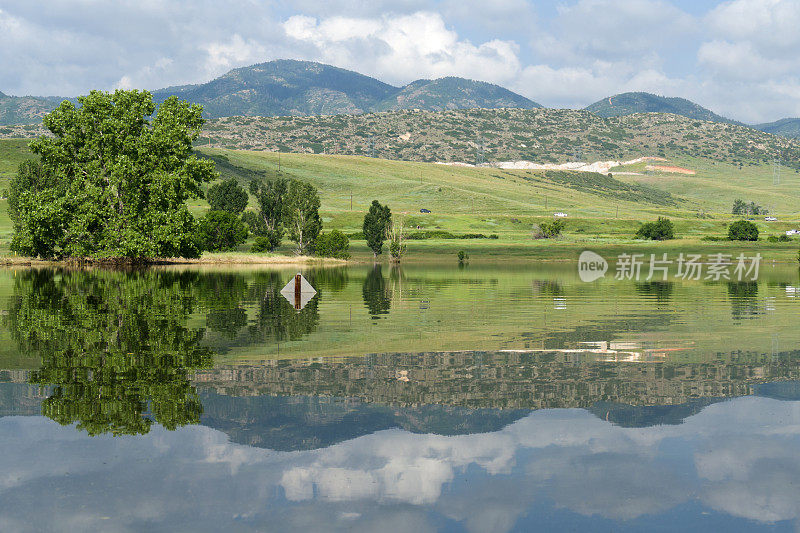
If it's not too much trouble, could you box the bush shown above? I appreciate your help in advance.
[251,236,274,253]
[533,219,565,239]
[636,217,675,240]
[315,229,350,259]
[197,211,248,252]
[767,235,791,243]
[457,250,469,262]
[728,220,759,241]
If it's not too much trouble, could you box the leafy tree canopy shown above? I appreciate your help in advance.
[636,217,675,241]
[207,178,248,214]
[9,90,217,260]
[283,180,321,255]
[728,220,759,241]
[197,210,248,252]
[244,177,288,251]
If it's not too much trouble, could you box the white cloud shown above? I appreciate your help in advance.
[282,12,521,87]
[536,0,697,64]
[707,0,800,49]
[2,398,800,529]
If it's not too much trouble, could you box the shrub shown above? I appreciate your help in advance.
[315,229,350,259]
[457,250,469,262]
[636,217,675,240]
[251,236,274,253]
[533,219,566,239]
[197,211,248,252]
[767,235,791,243]
[728,220,759,241]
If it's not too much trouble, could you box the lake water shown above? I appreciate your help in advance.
[0,264,799,532]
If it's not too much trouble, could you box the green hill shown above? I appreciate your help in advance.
[2,60,541,123]
[0,93,59,126]
[586,92,741,125]
[755,118,800,139]
[152,59,397,117]
[151,60,540,118]
[373,77,539,112]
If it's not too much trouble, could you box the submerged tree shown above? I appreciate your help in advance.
[9,90,217,260]
[5,269,213,436]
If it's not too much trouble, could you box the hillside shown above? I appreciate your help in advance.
[586,92,740,125]
[152,59,397,117]
[372,77,539,112]
[2,60,541,123]
[152,60,540,118]
[755,118,800,139]
[0,93,59,126]
[199,108,800,169]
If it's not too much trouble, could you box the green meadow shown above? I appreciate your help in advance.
[0,138,798,262]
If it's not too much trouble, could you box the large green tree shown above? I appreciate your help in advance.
[207,178,248,214]
[9,90,217,260]
[363,200,392,257]
[283,180,321,255]
[243,177,288,251]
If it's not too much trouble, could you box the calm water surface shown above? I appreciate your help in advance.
[0,264,799,532]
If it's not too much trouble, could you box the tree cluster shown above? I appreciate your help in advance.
[243,177,322,255]
[732,199,768,216]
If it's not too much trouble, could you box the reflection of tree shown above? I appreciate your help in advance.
[362,265,391,319]
[5,269,212,436]
[728,282,762,321]
[635,282,674,305]
[246,272,320,342]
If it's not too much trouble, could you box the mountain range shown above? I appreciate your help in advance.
[1,59,798,139]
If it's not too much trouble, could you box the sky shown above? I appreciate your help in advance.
[1,397,800,530]
[0,0,798,123]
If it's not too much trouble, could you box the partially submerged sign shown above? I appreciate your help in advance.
[280,273,317,310]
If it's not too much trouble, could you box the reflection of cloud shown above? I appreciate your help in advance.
[1,398,800,530]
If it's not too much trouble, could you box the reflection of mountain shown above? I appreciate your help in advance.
[193,351,800,412]
[586,399,723,428]
[199,392,528,451]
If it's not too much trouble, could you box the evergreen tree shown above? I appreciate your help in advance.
[363,200,392,257]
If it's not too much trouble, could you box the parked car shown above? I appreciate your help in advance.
[765,216,778,221]
[787,229,800,236]
[553,212,568,218]
[420,209,431,213]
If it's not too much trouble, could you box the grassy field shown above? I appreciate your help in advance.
[0,138,798,262]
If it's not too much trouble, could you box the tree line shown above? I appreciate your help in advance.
[8,89,350,261]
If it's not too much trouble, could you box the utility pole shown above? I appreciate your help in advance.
[773,157,781,186]
[350,191,353,211]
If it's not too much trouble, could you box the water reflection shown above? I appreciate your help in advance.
[6,269,212,435]
[0,265,799,529]
[362,265,392,319]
